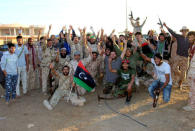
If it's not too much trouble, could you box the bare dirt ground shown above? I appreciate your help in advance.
[0,85,195,131]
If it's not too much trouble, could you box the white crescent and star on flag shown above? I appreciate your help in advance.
[79,72,88,80]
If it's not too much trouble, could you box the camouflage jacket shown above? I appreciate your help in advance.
[85,56,103,78]
[40,47,56,67]
[58,73,72,90]
[189,54,195,76]
[54,56,71,72]
[66,32,83,59]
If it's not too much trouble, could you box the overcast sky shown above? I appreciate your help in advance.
[0,0,194,35]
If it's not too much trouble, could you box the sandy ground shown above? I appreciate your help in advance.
[0,85,195,131]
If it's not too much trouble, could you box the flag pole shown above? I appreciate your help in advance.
[67,85,74,102]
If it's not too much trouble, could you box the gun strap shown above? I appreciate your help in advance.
[18,45,25,58]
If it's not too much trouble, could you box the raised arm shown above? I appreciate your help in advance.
[78,27,84,44]
[112,35,122,56]
[90,26,96,37]
[46,24,52,39]
[96,31,100,40]
[141,17,147,27]
[120,39,127,59]
[37,29,41,41]
[129,18,136,27]
[109,29,115,37]
[59,26,66,40]
[137,46,151,62]
[82,27,88,46]
[49,64,59,77]
[72,27,76,40]
[66,26,73,45]
[160,27,166,36]
[19,27,22,36]
[163,23,180,38]
[100,28,104,41]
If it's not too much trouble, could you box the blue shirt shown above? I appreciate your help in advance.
[15,44,28,67]
[1,52,18,75]
[104,56,122,83]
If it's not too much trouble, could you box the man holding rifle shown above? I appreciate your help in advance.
[138,46,172,106]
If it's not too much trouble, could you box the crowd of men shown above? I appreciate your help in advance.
[0,20,194,111]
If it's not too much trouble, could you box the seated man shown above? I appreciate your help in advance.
[43,65,85,110]
[109,59,135,104]
[103,38,127,94]
[139,50,172,104]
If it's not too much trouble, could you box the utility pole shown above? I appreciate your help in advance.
[125,0,128,36]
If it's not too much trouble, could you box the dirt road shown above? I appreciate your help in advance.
[0,86,194,131]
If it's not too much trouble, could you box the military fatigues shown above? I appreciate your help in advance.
[85,55,104,90]
[173,55,188,86]
[40,47,56,93]
[54,56,71,73]
[187,54,195,109]
[70,56,92,95]
[49,73,72,107]
[53,56,71,87]
[168,41,181,86]
[66,33,83,59]
[86,56,103,80]
[35,42,45,89]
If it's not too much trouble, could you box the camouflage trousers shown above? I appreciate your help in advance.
[37,67,42,89]
[145,62,156,78]
[49,88,69,107]
[41,67,50,93]
[169,57,180,86]
[27,65,36,90]
[188,75,195,109]
[170,55,188,86]
[5,74,18,102]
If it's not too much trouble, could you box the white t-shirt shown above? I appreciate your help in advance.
[151,59,172,85]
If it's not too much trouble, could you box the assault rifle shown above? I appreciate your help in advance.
[153,81,161,108]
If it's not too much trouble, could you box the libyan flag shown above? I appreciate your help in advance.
[73,61,96,92]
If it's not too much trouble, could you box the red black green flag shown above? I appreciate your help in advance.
[73,61,96,92]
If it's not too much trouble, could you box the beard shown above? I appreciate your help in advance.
[60,53,67,58]
[63,72,69,76]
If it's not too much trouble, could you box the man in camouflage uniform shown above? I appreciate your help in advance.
[35,36,47,89]
[54,48,71,73]
[43,65,72,110]
[70,50,91,95]
[67,25,83,59]
[53,48,71,88]
[40,39,57,94]
[43,65,85,110]
[168,38,181,87]
[85,49,104,89]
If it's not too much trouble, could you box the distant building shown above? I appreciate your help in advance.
[0,24,45,45]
